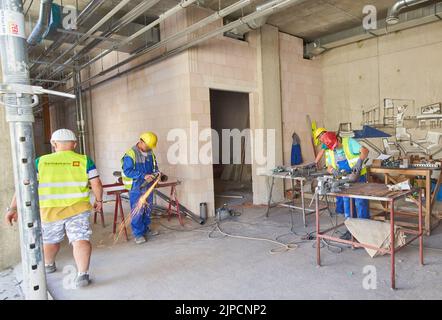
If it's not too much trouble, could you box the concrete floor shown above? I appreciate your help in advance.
[0,268,23,300]
[41,200,442,300]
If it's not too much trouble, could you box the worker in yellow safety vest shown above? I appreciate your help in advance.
[4,129,103,288]
[314,128,370,240]
[121,132,161,245]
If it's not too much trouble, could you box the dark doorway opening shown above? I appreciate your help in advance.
[209,89,252,209]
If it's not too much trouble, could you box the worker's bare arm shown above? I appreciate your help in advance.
[315,149,325,164]
[4,194,18,226]
[90,177,104,212]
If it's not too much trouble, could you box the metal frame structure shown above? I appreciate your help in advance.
[0,0,76,300]
[368,166,442,235]
[263,171,329,227]
[314,183,424,290]
[0,0,47,300]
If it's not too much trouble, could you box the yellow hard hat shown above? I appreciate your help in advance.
[314,127,327,140]
[140,132,158,149]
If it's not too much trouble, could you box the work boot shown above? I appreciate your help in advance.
[75,273,91,288]
[135,236,147,244]
[45,263,57,274]
[339,231,352,241]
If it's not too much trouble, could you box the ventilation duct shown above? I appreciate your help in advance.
[386,0,432,25]
[27,0,54,46]
[305,1,442,58]
[225,0,286,38]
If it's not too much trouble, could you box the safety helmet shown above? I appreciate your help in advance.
[314,127,327,140]
[50,129,77,142]
[140,132,158,149]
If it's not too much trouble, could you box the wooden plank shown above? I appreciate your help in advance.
[370,167,432,176]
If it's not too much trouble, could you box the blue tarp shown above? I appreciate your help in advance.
[353,125,391,139]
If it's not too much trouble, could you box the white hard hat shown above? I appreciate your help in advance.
[51,129,77,142]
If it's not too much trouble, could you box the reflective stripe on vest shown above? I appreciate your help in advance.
[38,151,90,208]
[325,138,367,175]
[121,147,157,191]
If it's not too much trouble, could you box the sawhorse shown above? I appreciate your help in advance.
[156,181,184,226]
[93,183,129,241]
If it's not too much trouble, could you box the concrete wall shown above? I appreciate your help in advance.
[186,6,261,210]
[322,21,442,140]
[279,33,323,165]
[49,6,323,218]
[0,71,20,270]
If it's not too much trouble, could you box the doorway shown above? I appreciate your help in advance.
[209,89,252,209]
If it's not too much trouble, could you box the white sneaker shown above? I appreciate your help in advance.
[135,236,147,244]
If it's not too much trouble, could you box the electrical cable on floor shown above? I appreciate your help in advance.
[273,193,345,254]
[211,220,299,255]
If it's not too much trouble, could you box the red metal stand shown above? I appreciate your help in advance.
[157,182,184,227]
[315,183,424,290]
[93,181,184,240]
[108,188,129,242]
[93,207,105,227]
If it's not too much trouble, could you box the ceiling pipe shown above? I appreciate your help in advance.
[56,0,307,92]
[37,0,162,85]
[81,0,198,70]
[48,0,252,86]
[305,1,442,57]
[81,0,253,77]
[27,0,54,46]
[33,0,132,81]
[386,0,431,24]
[29,0,106,72]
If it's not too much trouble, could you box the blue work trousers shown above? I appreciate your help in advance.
[334,160,370,219]
[129,189,153,238]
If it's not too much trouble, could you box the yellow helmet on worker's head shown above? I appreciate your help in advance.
[140,132,158,149]
[314,127,327,140]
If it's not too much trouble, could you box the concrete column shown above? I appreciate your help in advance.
[253,24,284,204]
[0,72,20,270]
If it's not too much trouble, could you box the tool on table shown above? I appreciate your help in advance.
[272,162,319,177]
[316,175,351,196]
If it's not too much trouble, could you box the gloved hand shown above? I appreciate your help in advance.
[352,158,363,175]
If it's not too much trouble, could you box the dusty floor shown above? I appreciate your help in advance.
[0,268,24,300]
[32,198,442,300]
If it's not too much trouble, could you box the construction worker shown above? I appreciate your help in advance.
[122,132,160,244]
[4,129,103,288]
[314,128,370,240]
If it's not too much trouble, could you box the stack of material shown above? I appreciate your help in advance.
[345,218,406,258]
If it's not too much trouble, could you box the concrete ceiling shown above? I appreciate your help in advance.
[23,0,182,20]
[24,0,398,42]
[203,0,396,41]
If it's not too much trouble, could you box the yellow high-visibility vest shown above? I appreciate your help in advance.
[121,147,157,191]
[325,137,367,175]
[38,151,90,209]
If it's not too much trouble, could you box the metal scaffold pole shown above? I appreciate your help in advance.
[0,0,47,299]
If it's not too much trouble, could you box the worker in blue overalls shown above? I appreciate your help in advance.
[314,128,370,240]
[121,132,160,244]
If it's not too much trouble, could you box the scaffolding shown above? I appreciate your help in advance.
[0,0,74,299]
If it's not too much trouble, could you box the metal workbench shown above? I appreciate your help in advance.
[262,169,329,227]
[314,183,424,289]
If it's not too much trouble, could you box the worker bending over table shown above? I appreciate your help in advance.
[314,128,370,240]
